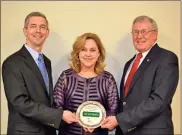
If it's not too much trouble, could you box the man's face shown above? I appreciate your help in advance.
[23,16,49,49]
[132,20,157,52]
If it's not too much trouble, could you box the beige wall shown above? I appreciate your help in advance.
[1,1,180,134]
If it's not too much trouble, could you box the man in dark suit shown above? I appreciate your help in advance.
[2,12,77,135]
[101,15,179,135]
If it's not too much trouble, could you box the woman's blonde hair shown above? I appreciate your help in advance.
[70,33,106,74]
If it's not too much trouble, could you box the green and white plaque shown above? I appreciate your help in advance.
[76,101,106,128]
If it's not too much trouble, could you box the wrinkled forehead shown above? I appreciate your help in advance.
[26,16,48,28]
[29,16,47,23]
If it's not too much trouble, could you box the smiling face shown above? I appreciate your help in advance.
[132,20,158,52]
[79,39,100,71]
[23,16,49,52]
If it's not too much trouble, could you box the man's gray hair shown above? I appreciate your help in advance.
[132,15,158,32]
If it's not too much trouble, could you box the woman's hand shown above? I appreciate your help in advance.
[62,110,78,124]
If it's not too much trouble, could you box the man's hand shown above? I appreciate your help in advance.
[62,110,78,124]
[101,116,118,131]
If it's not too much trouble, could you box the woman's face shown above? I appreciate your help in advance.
[79,39,100,71]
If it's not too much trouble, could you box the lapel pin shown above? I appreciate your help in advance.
[147,59,150,62]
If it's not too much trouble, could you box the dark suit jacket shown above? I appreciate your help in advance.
[2,46,63,135]
[115,44,179,135]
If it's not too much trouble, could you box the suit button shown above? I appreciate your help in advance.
[123,102,126,106]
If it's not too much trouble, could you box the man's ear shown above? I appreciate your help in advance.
[46,28,50,38]
[23,28,27,36]
[154,31,158,41]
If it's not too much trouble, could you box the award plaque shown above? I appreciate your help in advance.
[76,101,106,128]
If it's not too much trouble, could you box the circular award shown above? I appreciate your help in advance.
[76,101,106,128]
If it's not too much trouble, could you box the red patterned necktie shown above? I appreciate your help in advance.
[124,53,143,96]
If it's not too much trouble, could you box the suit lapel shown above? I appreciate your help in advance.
[124,44,161,99]
[20,46,49,99]
[44,55,53,104]
[120,57,135,98]
[125,55,152,98]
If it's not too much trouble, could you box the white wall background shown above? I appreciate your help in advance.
[1,1,180,134]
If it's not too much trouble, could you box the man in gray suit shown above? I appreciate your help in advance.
[2,12,77,135]
[101,15,179,135]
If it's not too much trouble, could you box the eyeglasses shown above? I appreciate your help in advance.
[132,29,156,36]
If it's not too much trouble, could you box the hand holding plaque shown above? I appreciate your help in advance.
[76,101,106,129]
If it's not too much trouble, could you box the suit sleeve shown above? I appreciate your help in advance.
[2,60,63,129]
[116,52,179,134]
